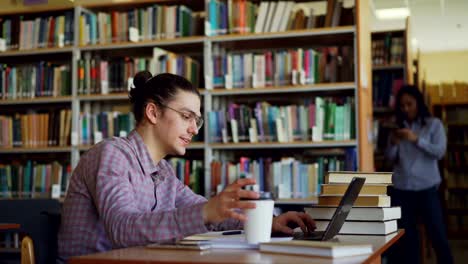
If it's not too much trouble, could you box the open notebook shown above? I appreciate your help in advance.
[147,231,292,250]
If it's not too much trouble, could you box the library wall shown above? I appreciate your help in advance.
[420,50,468,83]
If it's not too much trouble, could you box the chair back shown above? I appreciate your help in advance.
[0,199,61,264]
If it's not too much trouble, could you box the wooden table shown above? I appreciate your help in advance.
[70,230,404,264]
[0,223,21,251]
[0,223,20,230]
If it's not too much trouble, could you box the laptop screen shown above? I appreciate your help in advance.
[321,177,366,240]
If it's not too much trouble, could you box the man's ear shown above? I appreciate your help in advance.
[145,102,160,125]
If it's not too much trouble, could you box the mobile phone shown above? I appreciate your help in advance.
[384,123,400,129]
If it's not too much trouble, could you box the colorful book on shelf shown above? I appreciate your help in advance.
[210,153,356,199]
[0,11,74,51]
[79,5,203,45]
[77,49,200,95]
[208,97,354,144]
[0,161,70,199]
[207,0,354,36]
[79,111,135,145]
[0,63,71,100]
[0,110,71,148]
[211,44,354,89]
[305,206,401,221]
[259,240,372,258]
[169,158,204,195]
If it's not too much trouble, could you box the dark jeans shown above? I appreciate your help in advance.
[391,186,454,264]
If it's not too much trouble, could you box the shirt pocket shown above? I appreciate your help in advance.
[132,174,156,211]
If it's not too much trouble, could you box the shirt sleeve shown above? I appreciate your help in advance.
[416,119,447,160]
[94,143,209,248]
[164,161,244,231]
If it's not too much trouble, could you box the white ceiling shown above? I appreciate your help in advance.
[372,0,468,52]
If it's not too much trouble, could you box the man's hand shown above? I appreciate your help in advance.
[396,128,418,142]
[203,178,259,224]
[272,211,316,235]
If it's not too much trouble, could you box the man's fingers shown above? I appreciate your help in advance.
[231,189,259,200]
[228,210,248,222]
[221,187,259,202]
[289,213,308,234]
[232,201,256,210]
[299,212,316,232]
[275,224,294,235]
[224,178,257,191]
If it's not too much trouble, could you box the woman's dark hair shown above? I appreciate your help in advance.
[395,85,431,127]
[129,71,200,124]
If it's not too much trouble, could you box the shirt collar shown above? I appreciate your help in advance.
[128,130,159,176]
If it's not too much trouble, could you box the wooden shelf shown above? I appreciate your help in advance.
[447,187,468,192]
[209,82,356,96]
[432,100,468,107]
[448,229,468,239]
[275,198,318,205]
[78,89,206,101]
[187,142,205,149]
[77,93,129,101]
[80,0,204,9]
[447,122,468,127]
[372,64,405,71]
[0,46,73,57]
[0,147,71,153]
[79,36,205,51]
[447,208,468,215]
[0,248,21,254]
[448,143,468,148]
[0,223,20,230]
[373,107,393,114]
[0,5,73,16]
[446,166,468,172]
[210,140,357,150]
[210,26,355,42]
[0,96,72,105]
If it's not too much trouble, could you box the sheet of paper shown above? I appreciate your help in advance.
[184,231,293,249]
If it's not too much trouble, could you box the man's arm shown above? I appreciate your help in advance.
[166,160,243,231]
[95,143,209,248]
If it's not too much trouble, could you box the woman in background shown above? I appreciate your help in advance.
[386,85,453,264]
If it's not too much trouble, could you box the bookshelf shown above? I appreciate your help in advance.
[428,83,468,238]
[0,0,374,203]
[427,96,468,239]
[371,21,414,171]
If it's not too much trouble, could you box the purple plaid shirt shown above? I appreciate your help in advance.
[58,130,241,260]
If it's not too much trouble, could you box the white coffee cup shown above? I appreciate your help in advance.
[243,193,274,244]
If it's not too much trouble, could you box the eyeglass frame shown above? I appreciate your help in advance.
[160,104,204,130]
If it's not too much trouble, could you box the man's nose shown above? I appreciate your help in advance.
[188,119,199,135]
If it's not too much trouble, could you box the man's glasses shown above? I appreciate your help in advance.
[162,104,204,130]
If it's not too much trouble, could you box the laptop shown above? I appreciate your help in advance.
[293,177,366,241]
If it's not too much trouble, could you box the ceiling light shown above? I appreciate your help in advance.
[375,7,410,20]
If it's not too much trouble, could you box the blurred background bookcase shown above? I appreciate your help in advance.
[371,18,416,172]
[426,82,468,239]
[0,0,374,205]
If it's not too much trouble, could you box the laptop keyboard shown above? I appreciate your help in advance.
[293,231,325,240]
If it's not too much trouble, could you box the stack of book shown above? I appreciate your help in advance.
[305,171,401,235]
